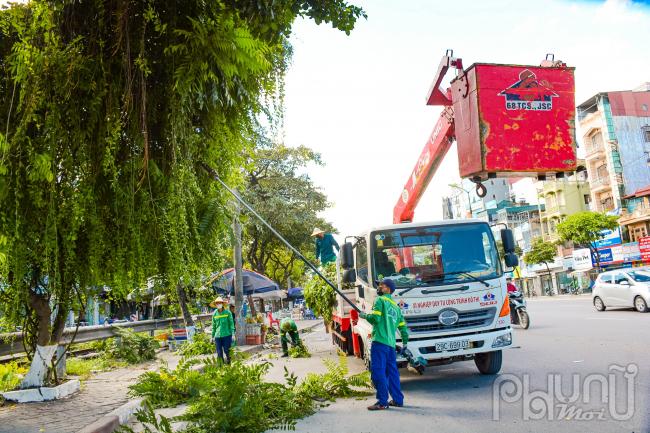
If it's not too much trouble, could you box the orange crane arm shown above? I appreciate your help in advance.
[393,108,454,224]
[393,51,463,224]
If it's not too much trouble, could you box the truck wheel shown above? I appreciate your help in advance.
[474,350,502,375]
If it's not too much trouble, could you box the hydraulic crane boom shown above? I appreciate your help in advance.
[393,51,462,224]
[392,107,454,224]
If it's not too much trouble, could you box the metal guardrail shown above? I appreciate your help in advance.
[0,314,212,358]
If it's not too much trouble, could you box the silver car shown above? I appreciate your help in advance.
[592,269,650,313]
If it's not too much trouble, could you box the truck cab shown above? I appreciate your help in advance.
[338,219,517,375]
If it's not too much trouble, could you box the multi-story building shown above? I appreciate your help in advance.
[494,203,543,252]
[577,83,650,213]
[619,186,650,242]
[443,178,513,220]
[538,167,591,242]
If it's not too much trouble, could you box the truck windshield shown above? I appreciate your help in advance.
[371,223,501,288]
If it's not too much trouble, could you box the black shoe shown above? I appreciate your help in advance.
[388,400,403,407]
[281,353,289,358]
[367,402,389,411]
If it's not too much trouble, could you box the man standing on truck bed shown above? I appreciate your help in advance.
[360,278,409,411]
[311,228,340,265]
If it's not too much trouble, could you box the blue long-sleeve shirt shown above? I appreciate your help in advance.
[315,233,340,264]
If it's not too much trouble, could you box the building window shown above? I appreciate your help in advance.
[584,194,590,205]
[643,126,650,143]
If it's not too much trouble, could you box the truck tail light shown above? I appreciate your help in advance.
[499,294,510,317]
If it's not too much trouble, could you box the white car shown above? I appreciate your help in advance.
[592,269,650,313]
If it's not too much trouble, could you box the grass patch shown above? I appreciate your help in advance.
[0,362,27,392]
[66,357,127,380]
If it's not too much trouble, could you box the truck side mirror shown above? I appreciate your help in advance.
[500,229,516,254]
[340,242,354,269]
[342,269,356,283]
[504,252,518,268]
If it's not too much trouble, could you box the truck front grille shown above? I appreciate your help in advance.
[404,307,497,334]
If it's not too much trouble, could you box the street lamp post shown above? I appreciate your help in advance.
[449,183,473,218]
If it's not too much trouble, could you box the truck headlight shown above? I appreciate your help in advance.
[491,332,512,348]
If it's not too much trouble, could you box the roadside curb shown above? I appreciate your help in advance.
[77,398,143,433]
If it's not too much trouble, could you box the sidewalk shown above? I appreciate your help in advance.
[0,319,322,433]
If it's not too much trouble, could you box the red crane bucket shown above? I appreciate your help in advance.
[450,63,576,180]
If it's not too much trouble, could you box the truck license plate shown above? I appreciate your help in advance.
[435,339,470,352]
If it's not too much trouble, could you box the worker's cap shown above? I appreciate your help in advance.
[311,228,325,237]
[376,278,396,293]
[209,296,227,308]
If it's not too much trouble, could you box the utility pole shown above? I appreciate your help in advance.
[232,200,246,346]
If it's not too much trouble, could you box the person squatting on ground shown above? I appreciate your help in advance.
[279,317,301,357]
[211,297,235,364]
[359,278,410,411]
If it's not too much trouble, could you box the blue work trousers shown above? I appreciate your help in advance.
[370,341,404,406]
[215,335,233,364]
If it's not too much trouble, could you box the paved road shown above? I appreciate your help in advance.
[273,296,650,433]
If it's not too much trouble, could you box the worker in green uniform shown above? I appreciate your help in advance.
[359,278,409,411]
[311,228,340,265]
[210,297,235,364]
[279,317,301,357]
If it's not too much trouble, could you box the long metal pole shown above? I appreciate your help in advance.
[200,163,360,313]
[232,201,246,345]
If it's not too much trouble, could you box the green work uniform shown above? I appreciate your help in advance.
[212,308,235,338]
[280,318,301,355]
[360,294,409,348]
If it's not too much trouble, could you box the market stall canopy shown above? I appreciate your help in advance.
[287,287,304,299]
[206,268,281,297]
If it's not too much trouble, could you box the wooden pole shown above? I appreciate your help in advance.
[233,201,246,345]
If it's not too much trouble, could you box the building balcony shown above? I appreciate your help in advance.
[591,177,611,193]
[543,231,560,243]
[542,204,565,218]
[619,205,650,226]
[585,145,606,160]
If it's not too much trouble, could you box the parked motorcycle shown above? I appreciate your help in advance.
[509,290,530,329]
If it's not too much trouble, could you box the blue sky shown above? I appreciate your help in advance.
[283,0,650,236]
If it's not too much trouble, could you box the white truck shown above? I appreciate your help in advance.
[331,219,517,374]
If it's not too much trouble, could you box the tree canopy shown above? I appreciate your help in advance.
[0,0,364,386]
[523,238,557,267]
[556,211,620,248]
[242,141,332,289]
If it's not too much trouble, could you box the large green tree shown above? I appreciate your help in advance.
[556,211,620,271]
[523,238,557,293]
[0,0,364,388]
[242,142,333,289]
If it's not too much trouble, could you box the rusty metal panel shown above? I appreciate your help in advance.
[451,63,576,179]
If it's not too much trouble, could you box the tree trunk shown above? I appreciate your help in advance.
[590,245,601,273]
[177,283,196,341]
[21,290,55,389]
[247,294,257,317]
[544,262,554,295]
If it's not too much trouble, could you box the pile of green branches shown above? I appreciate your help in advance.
[178,332,215,358]
[125,354,371,433]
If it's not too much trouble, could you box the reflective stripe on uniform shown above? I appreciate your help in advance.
[372,311,382,316]
[214,314,229,319]
[381,296,397,306]
[398,321,406,327]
